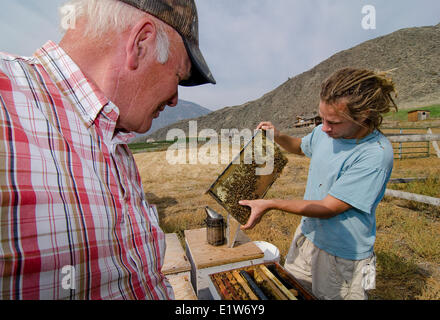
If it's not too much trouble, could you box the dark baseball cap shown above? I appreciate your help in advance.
[119,0,216,86]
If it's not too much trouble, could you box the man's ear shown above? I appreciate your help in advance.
[126,18,157,70]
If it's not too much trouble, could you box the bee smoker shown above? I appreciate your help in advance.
[204,206,225,246]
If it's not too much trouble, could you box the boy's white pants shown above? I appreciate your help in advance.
[284,226,376,300]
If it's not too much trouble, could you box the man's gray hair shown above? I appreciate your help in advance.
[59,0,169,63]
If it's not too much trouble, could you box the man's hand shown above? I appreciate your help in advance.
[257,121,303,155]
[239,199,271,230]
[256,121,280,138]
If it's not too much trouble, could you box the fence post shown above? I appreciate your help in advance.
[427,128,440,158]
[385,189,440,207]
[399,128,402,160]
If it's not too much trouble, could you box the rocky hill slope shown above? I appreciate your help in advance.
[148,23,440,140]
[132,100,211,142]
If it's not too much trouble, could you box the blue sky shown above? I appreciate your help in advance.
[1,0,439,111]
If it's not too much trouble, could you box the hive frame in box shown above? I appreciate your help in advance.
[208,262,318,300]
[206,129,288,225]
[184,228,265,300]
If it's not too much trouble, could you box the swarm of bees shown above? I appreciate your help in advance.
[222,160,260,225]
[207,130,288,225]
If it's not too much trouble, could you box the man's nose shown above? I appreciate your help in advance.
[321,121,331,133]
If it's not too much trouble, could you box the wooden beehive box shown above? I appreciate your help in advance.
[163,233,197,300]
[163,233,191,276]
[208,262,317,300]
[184,228,264,299]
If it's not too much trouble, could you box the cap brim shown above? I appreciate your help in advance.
[180,39,216,87]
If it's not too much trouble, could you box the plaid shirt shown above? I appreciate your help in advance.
[0,41,173,300]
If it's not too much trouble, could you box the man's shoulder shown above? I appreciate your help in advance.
[356,131,394,169]
[367,130,393,153]
[0,52,40,94]
[0,51,36,74]
[302,124,327,145]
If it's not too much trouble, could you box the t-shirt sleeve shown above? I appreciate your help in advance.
[301,126,320,158]
[328,165,390,214]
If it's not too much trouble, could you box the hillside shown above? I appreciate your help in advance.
[132,100,211,142]
[148,22,440,140]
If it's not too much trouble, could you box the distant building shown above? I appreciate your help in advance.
[293,115,322,128]
[407,110,430,122]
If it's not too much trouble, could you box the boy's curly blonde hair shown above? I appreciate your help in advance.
[320,67,398,132]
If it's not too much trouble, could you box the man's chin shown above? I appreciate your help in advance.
[133,119,153,134]
[325,132,335,138]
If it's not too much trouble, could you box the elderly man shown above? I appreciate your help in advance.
[0,0,215,299]
[240,68,397,300]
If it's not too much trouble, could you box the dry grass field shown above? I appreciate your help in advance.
[134,138,440,300]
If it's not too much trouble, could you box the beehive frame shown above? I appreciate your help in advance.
[206,130,288,225]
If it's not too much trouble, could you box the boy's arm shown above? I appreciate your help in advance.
[257,121,304,155]
[239,195,352,230]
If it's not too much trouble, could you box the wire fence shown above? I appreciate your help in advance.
[383,127,440,160]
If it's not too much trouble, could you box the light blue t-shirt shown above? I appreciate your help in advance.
[300,125,394,260]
